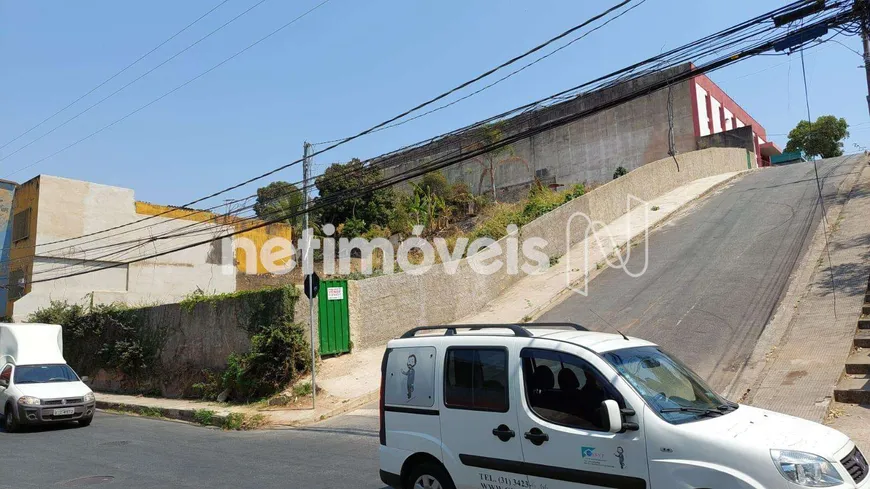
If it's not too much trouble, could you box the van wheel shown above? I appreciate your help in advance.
[3,404,18,433]
[407,462,455,489]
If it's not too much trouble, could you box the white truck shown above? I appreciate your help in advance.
[0,323,96,432]
[379,323,869,489]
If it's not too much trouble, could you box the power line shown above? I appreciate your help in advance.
[0,0,233,154]
[0,0,641,252]
[24,3,860,285]
[9,0,842,269]
[1,0,275,169]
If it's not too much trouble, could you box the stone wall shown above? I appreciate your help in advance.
[350,147,752,349]
[86,287,300,398]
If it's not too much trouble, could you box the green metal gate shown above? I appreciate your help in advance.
[317,279,350,356]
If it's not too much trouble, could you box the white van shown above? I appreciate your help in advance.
[0,324,96,432]
[378,324,868,489]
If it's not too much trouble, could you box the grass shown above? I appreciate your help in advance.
[520,315,532,323]
[651,205,660,211]
[222,412,267,431]
[193,409,216,426]
[137,406,163,418]
[292,382,312,398]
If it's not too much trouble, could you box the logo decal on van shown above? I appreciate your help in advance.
[581,447,597,458]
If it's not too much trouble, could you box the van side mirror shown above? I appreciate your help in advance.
[601,399,639,433]
[80,376,90,383]
[601,400,623,433]
[0,380,6,388]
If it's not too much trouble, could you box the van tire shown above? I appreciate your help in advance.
[3,403,18,433]
[406,462,455,489]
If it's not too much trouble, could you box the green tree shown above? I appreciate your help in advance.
[785,115,850,159]
[613,166,628,179]
[253,181,304,232]
[314,158,395,236]
[475,122,513,203]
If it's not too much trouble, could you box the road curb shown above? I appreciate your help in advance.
[96,400,229,428]
[527,170,751,322]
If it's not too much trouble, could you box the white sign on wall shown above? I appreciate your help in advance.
[326,287,344,301]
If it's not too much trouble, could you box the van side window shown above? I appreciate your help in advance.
[444,348,508,412]
[521,348,622,431]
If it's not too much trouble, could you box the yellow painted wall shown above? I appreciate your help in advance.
[6,176,40,317]
[134,202,292,275]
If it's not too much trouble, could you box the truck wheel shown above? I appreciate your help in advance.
[3,404,18,433]
[78,416,93,427]
[407,462,455,489]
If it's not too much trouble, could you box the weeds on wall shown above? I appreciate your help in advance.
[184,287,311,403]
[29,286,310,403]
[28,301,166,388]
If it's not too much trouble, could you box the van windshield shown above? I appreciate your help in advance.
[602,346,737,424]
[13,364,80,384]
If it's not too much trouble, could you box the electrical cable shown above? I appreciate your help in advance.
[0,0,233,153]
[24,8,860,285]
[12,0,855,274]
[15,0,864,276]
[0,0,641,251]
[1,0,275,168]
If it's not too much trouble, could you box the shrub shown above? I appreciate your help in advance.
[28,301,165,384]
[193,409,216,426]
[613,166,628,179]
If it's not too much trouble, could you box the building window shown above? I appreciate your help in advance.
[12,208,31,242]
[8,268,25,300]
[444,347,509,412]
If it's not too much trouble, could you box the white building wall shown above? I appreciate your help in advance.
[695,85,711,136]
[723,108,734,131]
[13,175,235,320]
[710,97,723,133]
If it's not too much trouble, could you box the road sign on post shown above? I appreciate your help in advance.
[303,272,320,300]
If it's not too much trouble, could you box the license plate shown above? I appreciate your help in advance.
[53,408,75,416]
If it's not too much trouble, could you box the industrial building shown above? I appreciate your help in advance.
[382,62,782,200]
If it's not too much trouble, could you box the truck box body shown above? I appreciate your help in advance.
[0,323,65,368]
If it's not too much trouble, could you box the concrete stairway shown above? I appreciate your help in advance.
[834,280,870,404]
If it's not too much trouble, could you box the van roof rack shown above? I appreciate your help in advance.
[399,322,587,339]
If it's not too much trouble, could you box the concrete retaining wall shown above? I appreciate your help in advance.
[350,147,752,348]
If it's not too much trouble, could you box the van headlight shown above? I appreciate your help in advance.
[83,392,95,403]
[17,396,40,406]
[771,449,843,487]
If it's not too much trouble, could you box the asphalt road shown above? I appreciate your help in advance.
[540,155,864,391]
[0,406,384,489]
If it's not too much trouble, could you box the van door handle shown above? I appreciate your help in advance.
[492,425,516,442]
[524,428,549,446]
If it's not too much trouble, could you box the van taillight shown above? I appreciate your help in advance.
[379,348,390,446]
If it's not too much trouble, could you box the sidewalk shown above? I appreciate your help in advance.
[96,170,747,428]
[738,159,870,448]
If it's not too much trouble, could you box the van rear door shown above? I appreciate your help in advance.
[439,339,529,489]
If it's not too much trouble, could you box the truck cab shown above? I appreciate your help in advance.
[0,323,96,432]
[379,323,868,489]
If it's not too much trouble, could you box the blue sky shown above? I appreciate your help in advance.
[1,0,867,207]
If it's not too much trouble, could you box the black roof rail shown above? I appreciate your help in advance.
[523,322,588,332]
[400,324,533,339]
[399,322,588,339]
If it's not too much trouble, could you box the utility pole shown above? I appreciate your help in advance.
[302,141,316,410]
[863,17,870,117]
